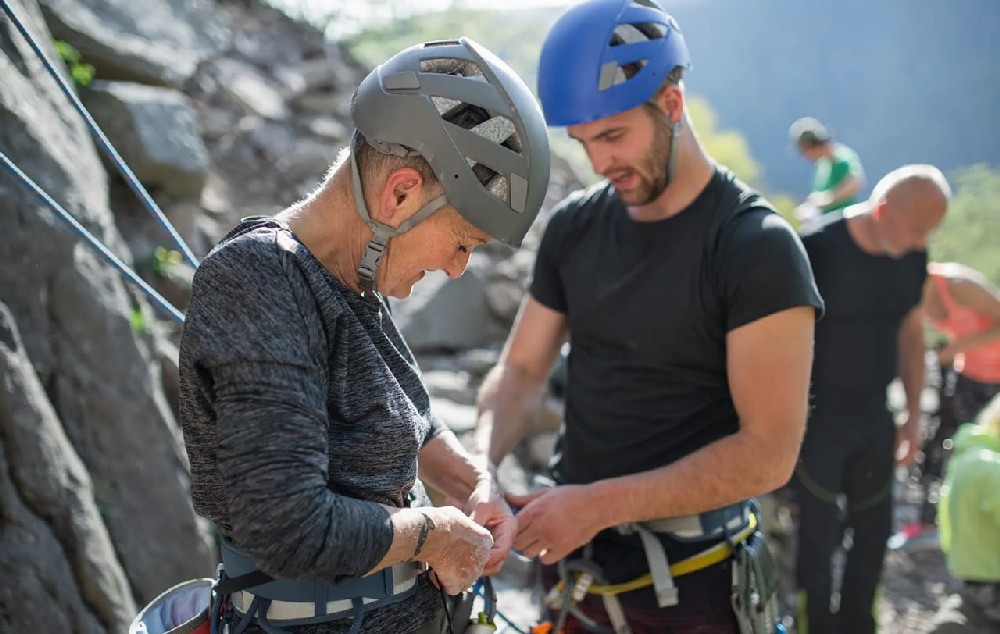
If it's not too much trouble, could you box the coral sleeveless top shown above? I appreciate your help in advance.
[928,263,1000,383]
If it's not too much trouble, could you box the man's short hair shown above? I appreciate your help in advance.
[789,116,830,148]
[640,66,685,113]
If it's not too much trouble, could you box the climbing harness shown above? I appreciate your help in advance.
[534,500,782,634]
[0,0,196,324]
[128,548,527,634]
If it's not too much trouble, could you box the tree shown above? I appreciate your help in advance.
[931,164,1000,287]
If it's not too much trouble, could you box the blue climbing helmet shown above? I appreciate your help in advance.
[538,0,692,127]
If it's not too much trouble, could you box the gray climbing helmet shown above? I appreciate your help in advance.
[349,37,551,295]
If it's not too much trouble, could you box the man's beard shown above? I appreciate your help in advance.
[615,117,672,206]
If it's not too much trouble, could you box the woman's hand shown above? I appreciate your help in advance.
[465,473,516,576]
[417,506,493,595]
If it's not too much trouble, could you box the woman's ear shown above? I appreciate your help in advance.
[375,167,423,226]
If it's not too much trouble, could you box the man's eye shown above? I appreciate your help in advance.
[458,245,469,254]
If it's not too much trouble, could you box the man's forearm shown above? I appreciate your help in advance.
[475,363,545,466]
[899,324,926,412]
[812,175,861,211]
[589,424,802,528]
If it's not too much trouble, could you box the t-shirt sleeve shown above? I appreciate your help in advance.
[717,209,825,332]
[182,233,393,580]
[905,250,929,310]
[832,146,865,186]
[528,205,571,313]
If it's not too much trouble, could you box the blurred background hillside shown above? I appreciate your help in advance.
[274,0,1000,284]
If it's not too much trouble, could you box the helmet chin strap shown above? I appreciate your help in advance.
[350,135,448,298]
[663,111,683,187]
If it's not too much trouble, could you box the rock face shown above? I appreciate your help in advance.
[0,0,581,630]
[1,0,219,626]
[39,0,228,87]
[0,301,134,634]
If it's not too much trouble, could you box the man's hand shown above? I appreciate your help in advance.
[506,485,604,565]
[794,202,821,225]
[465,473,516,576]
[895,408,923,466]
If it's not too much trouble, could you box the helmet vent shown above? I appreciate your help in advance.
[423,39,461,48]
[435,101,522,204]
[420,57,486,80]
[609,22,666,47]
[601,20,667,89]
[631,0,661,8]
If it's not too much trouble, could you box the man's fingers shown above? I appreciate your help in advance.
[540,545,567,565]
[516,538,545,559]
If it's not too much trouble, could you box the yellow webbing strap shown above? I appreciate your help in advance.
[560,513,759,597]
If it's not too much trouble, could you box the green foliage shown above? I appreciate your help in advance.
[688,97,761,188]
[130,307,147,334]
[931,164,1000,287]
[53,40,95,86]
[151,246,183,278]
[343,6,557,90]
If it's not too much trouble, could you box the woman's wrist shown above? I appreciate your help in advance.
[410,511,436,560]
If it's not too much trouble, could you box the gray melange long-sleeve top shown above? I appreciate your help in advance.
[178,217,446,633]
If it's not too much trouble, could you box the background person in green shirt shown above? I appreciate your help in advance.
[936,392,1000,628]
[790,116,865,226]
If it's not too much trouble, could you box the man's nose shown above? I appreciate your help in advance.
[586,146,612,177]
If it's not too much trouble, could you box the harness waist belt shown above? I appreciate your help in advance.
[617,501,750,541]
[229,562,423,622]
[609,501,754,609]
[220,539,425,622]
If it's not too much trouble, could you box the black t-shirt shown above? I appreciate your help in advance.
[801,212,927,415]
[530,168,824,485]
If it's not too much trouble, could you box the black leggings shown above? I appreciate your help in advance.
[793,412,896,634]
[919,369,1000,524]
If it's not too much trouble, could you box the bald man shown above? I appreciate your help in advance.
[793,165,951,634]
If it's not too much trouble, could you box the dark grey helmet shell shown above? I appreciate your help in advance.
[351,37,551,247]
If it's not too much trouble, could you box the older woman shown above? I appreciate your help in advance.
[177,38,550,634]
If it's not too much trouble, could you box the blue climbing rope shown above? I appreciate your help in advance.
[0,0,198,324]
[0,0,199,269]
[0,151,186,324]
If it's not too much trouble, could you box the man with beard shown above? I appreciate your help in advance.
[473,1,823,631]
